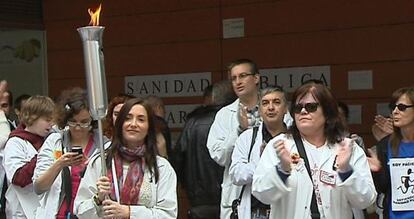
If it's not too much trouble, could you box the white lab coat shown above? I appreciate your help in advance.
[0,111,11,209]
[207,99,242,219]
[4,136,40,219]
[74,155,177,219]
[33,132,111,218]
[252,134,377,219]
[229,123,264,219]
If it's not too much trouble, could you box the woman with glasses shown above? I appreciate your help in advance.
[74,98,177,219]
[252,82,376,219]
[33,87,109,218]
[368,86,414,219]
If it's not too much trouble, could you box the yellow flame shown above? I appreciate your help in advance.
[88,4,102,26]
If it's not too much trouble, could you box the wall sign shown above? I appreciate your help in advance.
[259,65,331,92]
[125,72,211,97]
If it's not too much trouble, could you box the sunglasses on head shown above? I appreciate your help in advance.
[389,103,414,112]
[293,102,319,114]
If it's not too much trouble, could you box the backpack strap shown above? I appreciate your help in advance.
[59,132,73,216]
[237,126,259,200]
[293,132,320,219]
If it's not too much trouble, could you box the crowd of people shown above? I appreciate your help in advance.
[0,57,411,219]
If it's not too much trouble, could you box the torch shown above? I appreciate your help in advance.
[77,4,108,175]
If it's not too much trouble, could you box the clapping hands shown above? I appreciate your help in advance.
[274,139,291,172]
[336,138,353,172]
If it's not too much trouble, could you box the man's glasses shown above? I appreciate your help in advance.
[293,102,319,114]
[231,72,255,82]
[67,120,91,128]
[389,103,414,112]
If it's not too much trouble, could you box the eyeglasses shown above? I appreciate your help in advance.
[231,72,255,82]
[293,102,319,114]
[67,120,91,128]
[389,103,414,112]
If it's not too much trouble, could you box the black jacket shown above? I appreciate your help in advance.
[372,135,391,219]
[173,105,224,206]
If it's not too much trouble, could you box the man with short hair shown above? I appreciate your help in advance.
[230,86,288,219]
[207,58,261,218]
[0,90,16,130]
[0,81,11,219]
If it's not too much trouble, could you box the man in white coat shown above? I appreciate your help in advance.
[207,59,261,218]
[230,86,288,219]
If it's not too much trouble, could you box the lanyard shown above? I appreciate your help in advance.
[111,158,120,203]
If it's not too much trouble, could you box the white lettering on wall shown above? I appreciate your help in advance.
[259,66,331,92]
[125,72,211,97]
[165,104,199,128]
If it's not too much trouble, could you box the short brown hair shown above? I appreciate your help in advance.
[20,95,55,127]
[226,58,259,75]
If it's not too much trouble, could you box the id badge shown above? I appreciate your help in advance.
[320,170,336,186]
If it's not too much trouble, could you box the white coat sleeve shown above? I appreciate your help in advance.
[74,156,102,219]
[0,111,10,149]
[130,158,177,219]
[207,108,239,167]
[4,137,34,182]
[33,133,61,194]
[337,142,377,209]
[252,135,291,204]
[229,129,256,186]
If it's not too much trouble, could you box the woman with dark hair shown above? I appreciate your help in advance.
[74,98,177,219]
[33,87,109,218]
[252,82,376,219]
[368,86,414,219]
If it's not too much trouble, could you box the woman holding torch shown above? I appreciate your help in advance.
[74,98,177,219]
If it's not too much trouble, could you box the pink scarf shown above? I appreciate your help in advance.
[107,145,146,204]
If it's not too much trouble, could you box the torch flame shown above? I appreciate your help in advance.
[88,4,102,26]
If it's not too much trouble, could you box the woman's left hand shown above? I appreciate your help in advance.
[102,199,130,219]
[336,138,353,172]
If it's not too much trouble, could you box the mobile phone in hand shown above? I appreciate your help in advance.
[71,146,83,155]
